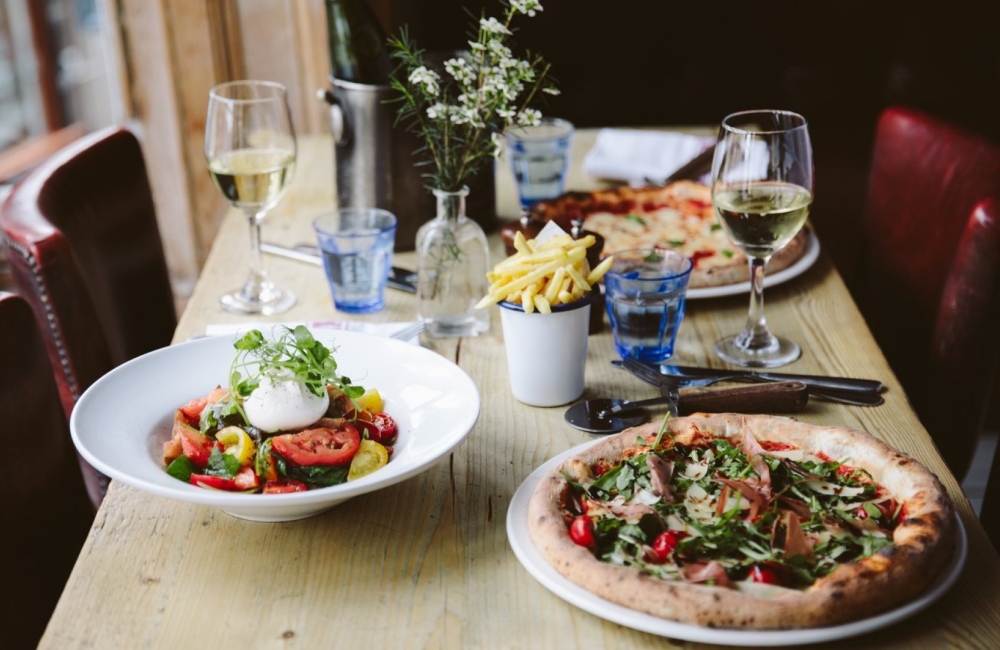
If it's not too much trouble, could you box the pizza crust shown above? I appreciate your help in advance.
[528,182,810,289]
[527,414,956,629]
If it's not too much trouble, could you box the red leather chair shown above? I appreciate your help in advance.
[857,107,1000,479]
[0,127,177,507]
[0,292,93,650]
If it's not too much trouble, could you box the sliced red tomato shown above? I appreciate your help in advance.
[179,397,208,424]
[190,474,237,491]
[354,419,381,441]
[263,479,309,494]
[233,466,260,491]
[371,413,397,444]
[569,515,595,549]
[178,424,213,467]
[272,424,361,466]
[750,565,782,585]
[651,530,688,562]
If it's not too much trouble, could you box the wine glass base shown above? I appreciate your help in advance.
[219,286,296,315]
[714,333,801,368]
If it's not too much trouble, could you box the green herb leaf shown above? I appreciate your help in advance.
[166,455,197,483]
[624,214,647,226]
[668,239,685,247]
[710,224,722,232]
[721,249,734,258]
[203,446,241,478]
[274,454,349,487]
[863,502,882,519]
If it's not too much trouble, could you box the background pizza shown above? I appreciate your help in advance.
[528,181,809,289]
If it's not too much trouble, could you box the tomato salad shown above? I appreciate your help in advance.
[161,326,398,493]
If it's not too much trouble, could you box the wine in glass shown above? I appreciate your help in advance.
[711,110,813,367]
[205,80,297,315]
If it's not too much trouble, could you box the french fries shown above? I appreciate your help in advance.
[475,230,614,314]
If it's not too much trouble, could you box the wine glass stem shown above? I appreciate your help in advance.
[742,256,773,348]
[242,208,268,298]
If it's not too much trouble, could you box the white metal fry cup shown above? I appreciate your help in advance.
[499,293,594,407]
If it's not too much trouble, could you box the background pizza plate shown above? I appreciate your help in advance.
[507,438,968,646]
[687,229,821,300]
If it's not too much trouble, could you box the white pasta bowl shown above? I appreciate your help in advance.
[71,330,480,522]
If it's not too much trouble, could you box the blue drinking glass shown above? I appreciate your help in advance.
[505,118,575,210]
[604,249,694,362]
[313,208,397,313]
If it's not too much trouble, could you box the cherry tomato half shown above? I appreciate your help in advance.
[190,474,237,491]
[263,479,308,494]
[272,424,360,466]
[569,515,595,549]
[651,530,688,563]
[371,413,397,444]
[750,565,782,585]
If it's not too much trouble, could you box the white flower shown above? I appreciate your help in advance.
[408,66,440,97]
[497,107,516,120]
[511,0,543,17]
[516,108,542,127]
[488,40,512,58]
[542,86,560,95]
[491,131,504,157]
[469,41,486,52]
[480,17,511,35]
[426,102,448,119]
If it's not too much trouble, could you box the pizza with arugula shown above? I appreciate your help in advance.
[527,414,956,628]
[527,181,809,288]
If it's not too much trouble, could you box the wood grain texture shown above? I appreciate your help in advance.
[42,131,1000,649]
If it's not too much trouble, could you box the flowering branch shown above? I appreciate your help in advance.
[388,0,557,192]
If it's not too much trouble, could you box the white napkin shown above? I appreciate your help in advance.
[204,321,422,345]
[582,129,715,185]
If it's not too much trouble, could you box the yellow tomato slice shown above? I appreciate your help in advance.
[347,439,388,481]
[216,426,255,465]
[355,387,383,414]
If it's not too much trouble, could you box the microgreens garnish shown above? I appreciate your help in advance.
[228,326,364,418]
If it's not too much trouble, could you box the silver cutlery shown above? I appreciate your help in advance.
[661,363,884,394]
[389,321,424,341]
[563,380,808,434]
[618,359,884,407]
[260,242,418,293]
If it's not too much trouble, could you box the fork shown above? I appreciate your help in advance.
[389,321,425,341]
[622,358,727,390]
[619,359,884,406]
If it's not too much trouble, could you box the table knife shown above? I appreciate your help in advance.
[661,363,884,394]
[260,243,417,293]
[604,381,809,418]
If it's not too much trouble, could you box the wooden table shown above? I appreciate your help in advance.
[43,131,1000,648]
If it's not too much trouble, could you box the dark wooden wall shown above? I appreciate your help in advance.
[387,0,1000,289]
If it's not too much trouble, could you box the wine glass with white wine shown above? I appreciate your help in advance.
[205,80,297,314]
[711,110,813,367]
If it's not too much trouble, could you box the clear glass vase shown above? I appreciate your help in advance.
[416,187,490,338]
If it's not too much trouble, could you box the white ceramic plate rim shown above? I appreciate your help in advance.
[686,230,820,300]
[70,330,480,514]
[507,438,968,646]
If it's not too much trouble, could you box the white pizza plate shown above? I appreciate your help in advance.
[71,330,480,522]
[687,230,821,300]
[507,438,968,646]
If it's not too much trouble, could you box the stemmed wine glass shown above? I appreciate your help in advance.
[711,110,813,367]
[205,80,297,315]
